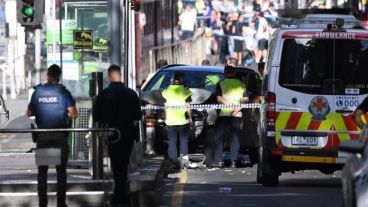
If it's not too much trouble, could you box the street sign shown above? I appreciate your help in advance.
[73,30,93,50]
[93,37,108,52]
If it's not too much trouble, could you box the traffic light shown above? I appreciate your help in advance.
[17,0,44,27]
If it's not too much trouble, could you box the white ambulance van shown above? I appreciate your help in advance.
[258,14,368,186]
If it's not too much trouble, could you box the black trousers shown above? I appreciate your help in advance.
[109,139,134,205]
[36,133,69,207]
[214,117,241,161]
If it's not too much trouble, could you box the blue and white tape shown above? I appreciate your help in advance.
[141,103,261,110]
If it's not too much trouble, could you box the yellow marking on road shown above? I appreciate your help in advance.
[170,170,187,207]
[282,155,336,163]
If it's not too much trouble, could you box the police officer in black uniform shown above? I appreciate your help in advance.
[93,65,142,207]
[27,64,78,207]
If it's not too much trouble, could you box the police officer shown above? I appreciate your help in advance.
[353,97,368,129]
[162,72,192,168]
[27,64,78,207]
[93,65,142,207]
[213,65,249,168]
[156,59,168,70]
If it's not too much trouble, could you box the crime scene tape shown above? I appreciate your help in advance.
[141,103,261,110]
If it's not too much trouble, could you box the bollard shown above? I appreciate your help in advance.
[89,71,104,179]
[91,125,104,180]
[89,72,103,97]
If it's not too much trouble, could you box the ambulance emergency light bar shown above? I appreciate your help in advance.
[273,15,364,29]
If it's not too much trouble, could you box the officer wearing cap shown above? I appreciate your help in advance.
[27,64,78,207]
[162,71,192,168]
[213,65,249,168]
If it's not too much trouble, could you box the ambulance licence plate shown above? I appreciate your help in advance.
[291,136,318,146]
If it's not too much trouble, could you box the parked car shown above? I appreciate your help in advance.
[140,64,261,164]
[340,125,368,207]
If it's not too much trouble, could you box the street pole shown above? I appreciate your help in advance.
[123,0,129,84]
[108,0,121,66]
[9,39,16,99]
[59,0,63,76]
[35,29,41,85]
[52,0,56,64]
[128,8,135,89]
[1,63,6,99]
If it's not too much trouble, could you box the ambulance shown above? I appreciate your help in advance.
[258,14,368,186]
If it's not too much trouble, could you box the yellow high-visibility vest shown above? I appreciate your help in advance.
[195,1,206,15]
[162,84,191,126]
[219,79,245,117]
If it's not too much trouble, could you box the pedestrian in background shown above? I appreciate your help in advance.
[233,14,246,65]
[93,65,142,207]
[227,57,239,67]
[162,72,192,169]
[201,59,211,66]
[156,59,168,70]
[213,65,249,168]
[255,9,270,63]
[27,64,78,207]
[141,59,168,88]
[178,4,197,51]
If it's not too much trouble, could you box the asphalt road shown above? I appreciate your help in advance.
[0,95,34,153]
[159,166,342,207]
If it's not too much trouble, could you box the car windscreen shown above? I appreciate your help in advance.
[279,38,368,95]
[144,70,224,93]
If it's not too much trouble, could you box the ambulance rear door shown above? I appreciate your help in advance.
[328,31,368,163]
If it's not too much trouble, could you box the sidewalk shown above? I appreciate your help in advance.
[1,90,30,125]
[0,152,164,207]
[0,92,165,206]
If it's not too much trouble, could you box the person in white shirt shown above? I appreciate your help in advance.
[178,4,197,51]
[179,5,197,40]
[255,10,270,63]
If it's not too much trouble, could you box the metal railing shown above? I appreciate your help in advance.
[0,127,120,180]
[148,32,207,73]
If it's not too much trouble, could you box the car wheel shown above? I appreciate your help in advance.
[262,173,279,186]
[257,145,279,186]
